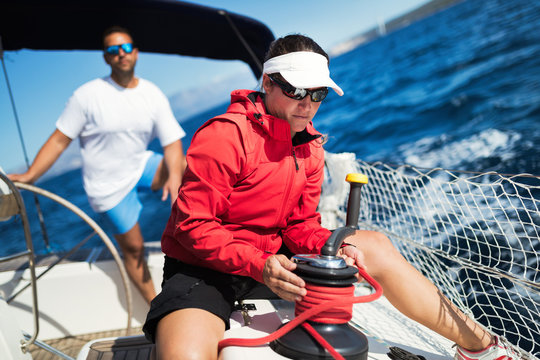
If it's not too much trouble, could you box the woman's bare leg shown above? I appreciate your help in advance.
[155,308,225,360]
[347,230,493,351]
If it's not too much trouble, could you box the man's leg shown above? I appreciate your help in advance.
[115,223,156,304]
[104,153,170,304]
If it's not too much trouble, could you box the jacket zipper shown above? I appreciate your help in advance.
[274,144,297,228]
[292,147,299,171]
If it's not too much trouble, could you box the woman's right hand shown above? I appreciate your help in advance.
[262,255,307,302]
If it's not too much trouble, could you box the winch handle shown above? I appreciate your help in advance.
[345,173,368,228]
[320,173,369,256]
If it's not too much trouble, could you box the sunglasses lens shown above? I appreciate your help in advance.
[293,88,307,100]
[121,43,133,53]
[311,88,328,102]
[105,45,120,54]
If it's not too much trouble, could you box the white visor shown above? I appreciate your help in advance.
[263,51,344,96]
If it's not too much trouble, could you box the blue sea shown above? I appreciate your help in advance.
[1,0,539,354]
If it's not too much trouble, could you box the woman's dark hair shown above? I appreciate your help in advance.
[264,34,329,63]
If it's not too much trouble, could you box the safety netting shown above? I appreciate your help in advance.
[320,152,540,359]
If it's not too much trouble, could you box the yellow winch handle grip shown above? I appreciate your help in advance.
[346,173,368,184]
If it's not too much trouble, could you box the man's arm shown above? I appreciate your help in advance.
[161,139,186,204]
[8,129,72,184]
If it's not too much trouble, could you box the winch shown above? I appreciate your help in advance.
[269,173,376,360]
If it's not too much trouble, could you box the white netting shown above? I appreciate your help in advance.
[320,152,540,359]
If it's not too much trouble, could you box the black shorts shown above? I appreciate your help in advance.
[143,256,278,343]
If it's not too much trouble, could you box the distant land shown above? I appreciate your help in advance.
[329,0,464,56]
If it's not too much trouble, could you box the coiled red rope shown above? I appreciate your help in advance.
[218,267,383,360]
[296,284,355,323]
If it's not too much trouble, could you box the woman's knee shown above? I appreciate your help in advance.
[350,231,400,268]
[155,308,225,360]
[352,230,393,250]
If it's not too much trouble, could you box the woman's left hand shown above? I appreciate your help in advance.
[262,255,307,302]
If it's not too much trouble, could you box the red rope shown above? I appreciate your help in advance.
[295,284,354,323]
[218,268,383,359]
[302,321,345,360]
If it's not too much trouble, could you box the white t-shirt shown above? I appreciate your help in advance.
[56,76,186,212]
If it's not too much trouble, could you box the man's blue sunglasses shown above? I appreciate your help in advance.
[104,43,134,55]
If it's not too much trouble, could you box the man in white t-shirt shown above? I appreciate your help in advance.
[9,26,187,304]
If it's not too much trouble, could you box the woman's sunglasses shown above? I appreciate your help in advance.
[104,43,134,55]
[268,74,328,102]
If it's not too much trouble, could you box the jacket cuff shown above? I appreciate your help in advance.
[314,228,333,253]
[250,253,271,283]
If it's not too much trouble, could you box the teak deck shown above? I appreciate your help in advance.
[29,327,149,360]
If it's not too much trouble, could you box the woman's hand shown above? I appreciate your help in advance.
[338,244,368,281]
[262,255,306,302]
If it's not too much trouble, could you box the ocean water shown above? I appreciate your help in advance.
[1,0,539,353]
[318,0,539,175]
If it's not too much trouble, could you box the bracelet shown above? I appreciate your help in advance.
[340,242,356,248]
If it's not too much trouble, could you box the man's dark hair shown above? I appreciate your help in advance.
[102,26,134,47]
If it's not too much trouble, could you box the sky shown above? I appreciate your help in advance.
[0,0,430,174]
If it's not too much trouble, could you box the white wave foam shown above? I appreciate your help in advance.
[400,128,521,169]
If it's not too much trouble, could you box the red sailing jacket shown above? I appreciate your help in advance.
[161,90,332,282]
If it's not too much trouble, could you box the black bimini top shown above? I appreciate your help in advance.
[0,0,275,78]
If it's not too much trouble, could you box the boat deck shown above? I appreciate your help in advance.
[29,327,147,360]
[4,244,453,359]
[26,289,456,360]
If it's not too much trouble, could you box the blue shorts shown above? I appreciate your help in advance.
[102,152,163,235]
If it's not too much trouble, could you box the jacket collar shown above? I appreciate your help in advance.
[227,90,322,145]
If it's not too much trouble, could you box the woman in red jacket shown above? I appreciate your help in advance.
[144,35,514,360]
